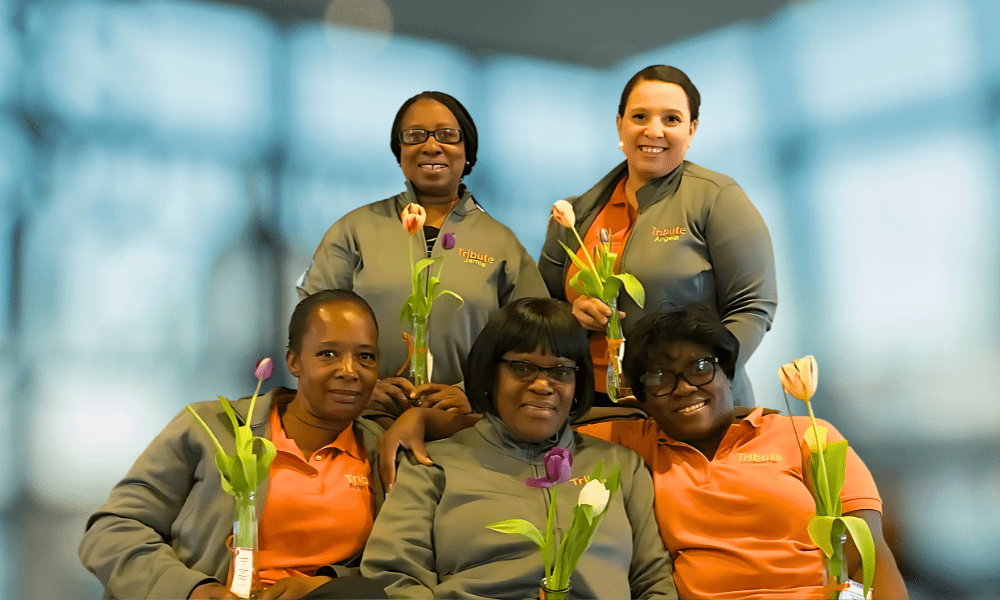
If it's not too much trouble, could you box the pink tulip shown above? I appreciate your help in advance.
[255,357,273,381]
[525,447,573,488]
[442,232,455,250]
[550,200,575,228]
[401,203,426,235]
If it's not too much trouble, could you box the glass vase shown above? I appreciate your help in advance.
[604,296,625,403]
[539,577,571,600]
[226,491,263,599]
[822,532,849,599]
[409,313,430,388]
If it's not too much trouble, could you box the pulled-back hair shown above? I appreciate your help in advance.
[618,65,700,122]
[464,298,593,421]
[390,91,478,177]
[623,305,738,402]
[288,290,378,354]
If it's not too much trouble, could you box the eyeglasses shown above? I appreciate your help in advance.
[499,360,578,383]
[640,356,718,395]
[399,128,463,145]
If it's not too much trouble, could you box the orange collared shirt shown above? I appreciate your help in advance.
[257,404,375,585]
[564,176,636,393]
[578,408,882,599]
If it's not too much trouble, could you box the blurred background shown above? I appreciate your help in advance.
[1,0,998,597]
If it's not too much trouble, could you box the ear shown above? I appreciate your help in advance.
[689,119,699,138]
[616,113,623,136]
[286,349,301,379]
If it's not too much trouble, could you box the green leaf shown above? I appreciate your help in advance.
[427,275,440,300]
[254,438,277,487]
[238,436,259,491]
[612,273,646,308]
[602,464,622,500]
[807,515,838,557]
[400,299,415,324]
[215,453,235,496]
[596,247,617,281]
[486,519,545,550]
[185,406,228,459]
[841,515,877,597]
[559,241,600,286]
[588,460,604,483]
[430,289,465,308]
[824,440,849,508]
[577,269,603,297]
[217,396,243,445]
[600,277,622,303]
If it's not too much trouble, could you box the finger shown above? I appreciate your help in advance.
[387,377,416,395]
[410,441,434,466]
[378,438,400,489]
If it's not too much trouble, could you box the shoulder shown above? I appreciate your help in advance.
[680,161,740,190]
[337,194,405,224]
[575,431,646,466]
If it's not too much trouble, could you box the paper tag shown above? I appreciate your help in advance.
[838,579,871,600]
[617,339,626,361]
[230,547,254,599]
[427,350,434,382]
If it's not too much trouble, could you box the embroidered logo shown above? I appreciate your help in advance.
[569,475,610,486]
[652,226,687,242]
[738,452,783,464]
[457,247,495,267]
[344,474,371,491]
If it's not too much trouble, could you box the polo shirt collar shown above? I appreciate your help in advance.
[270,401,366,462]
[654,405,767,447]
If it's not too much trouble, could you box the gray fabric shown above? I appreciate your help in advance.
[360,417,677,599]
[78,388,386,600]
[539,160,777,406]
[297,182,550,387]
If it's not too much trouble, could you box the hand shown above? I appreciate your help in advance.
[411,384,471,414]
[189,582,238,599]
[369,377,416,417]
[379,408,434,489]
[258,576,332,599]
[571,296,624,331]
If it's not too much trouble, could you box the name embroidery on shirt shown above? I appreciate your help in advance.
[457,247,495,267]
[344,474,371,491]
[652,226,687,242]
[738,452,783,464]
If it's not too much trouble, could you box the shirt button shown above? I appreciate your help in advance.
[314,454,324,461]
[310,472,318,478]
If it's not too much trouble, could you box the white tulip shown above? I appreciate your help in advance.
[578,479,610,515]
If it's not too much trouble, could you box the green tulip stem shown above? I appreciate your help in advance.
[570,227,601,283]
[805,399,833,513]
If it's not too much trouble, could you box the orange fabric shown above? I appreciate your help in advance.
[257,404,375,585]
[564,176,636,393]
[578,408,882,599]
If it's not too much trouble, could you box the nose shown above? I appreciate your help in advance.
[335,354,358,379]
[421,136,443,153]
[643,117,667,139]
[672,374,698,396]
[527,371,555,393]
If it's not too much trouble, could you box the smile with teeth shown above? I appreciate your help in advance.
[420,164,447,171]
[639,145,665,153]
[677,400,707,414]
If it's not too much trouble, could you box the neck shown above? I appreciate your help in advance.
[281,400,348,457]
[623,173,646,210]
[417,192,461,228]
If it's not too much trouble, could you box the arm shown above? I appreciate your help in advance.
[79,407,229,599]
[621,450,678,599]
[705,184,778,365]
[295,218,359,299]
[538,215,572,300]
[844,509,908,599]
[499,234,551,306]
[360,454,443,598]
[378,407,480,488]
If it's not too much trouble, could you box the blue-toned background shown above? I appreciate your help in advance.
[1,0,998,597]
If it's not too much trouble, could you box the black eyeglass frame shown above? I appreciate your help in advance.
[640,356,719,395]
[498,359,579,383]
[399,128,464,145]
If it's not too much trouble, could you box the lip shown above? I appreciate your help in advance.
[521,401,559,415]
[638,144,667,153]
[673,399,708,415]
[328,389,363,402]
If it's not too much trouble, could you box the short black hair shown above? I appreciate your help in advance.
[623,305,739,402]
[288,290,378,354]
[618,65,701,122]
[464,298,594,421]
[390,91,478,177]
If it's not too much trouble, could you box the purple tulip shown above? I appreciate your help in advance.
[442,232,456,250]
[599,228,611,244]
[525,447,573,488]
[255,357,273,381]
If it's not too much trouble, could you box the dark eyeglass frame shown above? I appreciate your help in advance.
[399,128,463,145]
[498,359,578,383]
[640,356,718,395]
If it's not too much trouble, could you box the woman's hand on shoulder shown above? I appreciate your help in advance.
[571,296,624,331]
[189,582,238,599]
[258,576,333,599]
[411,384,471,414]
[379,408,435,490]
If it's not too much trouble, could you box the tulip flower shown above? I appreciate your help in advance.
[578,478,610,516]
[778,355,818,401]
[442,232,455,250]
[526,447,573,488]
[550,200,575,228]
[255,357,273,381]
[599,228,610,244]
[401,203,426,235]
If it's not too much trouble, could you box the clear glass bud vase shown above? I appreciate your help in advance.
[227,491,263,599]
[822,532,848,599]
[409,313,429,387]
[604,296,625,403]
[539,577,571,600]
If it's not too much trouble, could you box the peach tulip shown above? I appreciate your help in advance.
[778,355,818,401]
[550,200,575,228]
[401,203,426,235]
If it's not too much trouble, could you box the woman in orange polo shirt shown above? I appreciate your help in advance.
[80,290,388,600]
[579,305,908,599]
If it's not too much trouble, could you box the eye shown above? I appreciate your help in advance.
[509,362,534,377]
[550,366,577,383]
[318,350,336,358]
[358,352,377,366]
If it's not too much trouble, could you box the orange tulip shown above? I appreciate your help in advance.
[550,200,575,228]
[778,355,818,401]
[401,203,426,235]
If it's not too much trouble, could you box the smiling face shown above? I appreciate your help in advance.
[286,300,379,429]
[639,340,734,457]
[616,79,698,188]
[398,98,466,204]
[493,347,576,442]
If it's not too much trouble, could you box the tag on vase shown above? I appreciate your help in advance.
[230,547,254,598]
[427,350,434,381]
[838,579,871,600]
[617,339,625,361]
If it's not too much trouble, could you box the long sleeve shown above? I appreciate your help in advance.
[360,454,442,599]
[500,239,551,306]
[704,181,778,369]
[296,217,359,300]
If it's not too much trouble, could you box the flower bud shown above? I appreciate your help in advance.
[255,357,273,381]
[578,478,610,514]
[599,228,611,244]
[442,232,455,250]
[550,200,576,228]
[778,355,818,401]
[401,203,426,235]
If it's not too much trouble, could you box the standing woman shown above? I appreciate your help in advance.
[539,65,777,407]
[299,91,548,414]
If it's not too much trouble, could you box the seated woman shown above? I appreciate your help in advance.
[79,290,389,600]
[578,305,907,599]
[360,298,676,599]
